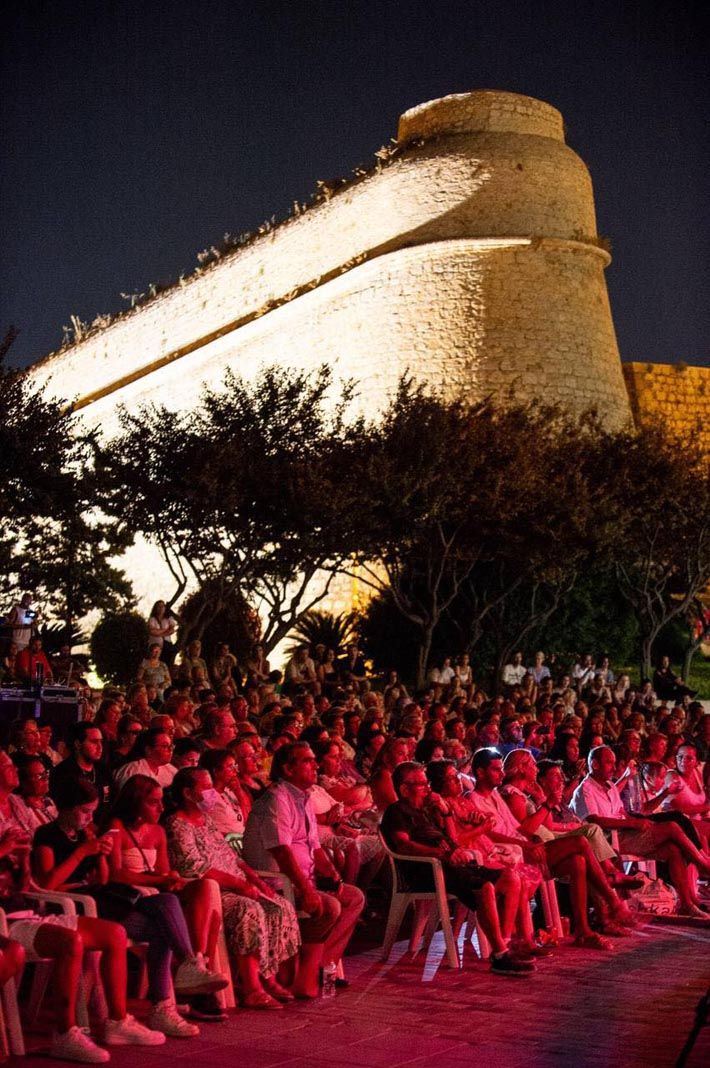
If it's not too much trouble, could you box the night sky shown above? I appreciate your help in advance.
[2,0,708,370]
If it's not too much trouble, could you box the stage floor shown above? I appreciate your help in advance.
[16,920,710,1067]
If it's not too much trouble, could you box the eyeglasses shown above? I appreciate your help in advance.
[26,772,49,781]
[402,779,428,789]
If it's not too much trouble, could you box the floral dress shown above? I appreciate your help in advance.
[166,813,300,978]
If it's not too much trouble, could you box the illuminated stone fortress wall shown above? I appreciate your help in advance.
[27,89,709,613]
[31,90,632,432]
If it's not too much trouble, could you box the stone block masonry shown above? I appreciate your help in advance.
[29,89,632,431]
[25,88,707,623]
[624,362,710,449]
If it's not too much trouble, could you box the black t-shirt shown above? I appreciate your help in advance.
[380,800,450,890]
[49,758,111,805]
[381,799,445,851]
[33,821,98,885]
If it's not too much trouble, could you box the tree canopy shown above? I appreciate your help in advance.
[0,328,131,624]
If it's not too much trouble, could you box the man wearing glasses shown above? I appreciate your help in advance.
[380,761,534,977]
[114,727,177,790]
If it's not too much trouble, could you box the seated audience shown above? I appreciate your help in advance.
[571,745,710,916]
[166,767,301,1008]
[242,743,365,998]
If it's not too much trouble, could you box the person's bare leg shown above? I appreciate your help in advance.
[76,916,128,1020]
[179,879,220,962]
[234,952,266,996]
[652,823,710,872]
[495,869,521,942]
[292,943,323,998]
[471,882,507,955]
[0,936,25,986]
[32,926,83,1032]
[656,843,703,913]
[342,841,361,885]
[554,854,593,938]
[514,878,536,946]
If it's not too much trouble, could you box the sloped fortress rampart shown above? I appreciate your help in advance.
[30,90,632,432]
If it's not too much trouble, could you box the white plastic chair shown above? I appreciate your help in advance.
[0,908,26,1056]
[379,833,462,969]
[22,890,107,1026]
[24,885,236,1014]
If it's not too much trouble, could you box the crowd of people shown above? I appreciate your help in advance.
[0,592,709,1062]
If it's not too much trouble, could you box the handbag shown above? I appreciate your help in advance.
[84,882,145,922]
[626,873,678,916]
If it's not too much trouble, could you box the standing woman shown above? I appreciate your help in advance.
[148,601,177,666]
[316,648,338,699]
[137,645,172,701]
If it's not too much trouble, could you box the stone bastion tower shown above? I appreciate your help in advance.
[30,89,631,433]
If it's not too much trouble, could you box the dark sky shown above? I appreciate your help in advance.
[2,0,709,369]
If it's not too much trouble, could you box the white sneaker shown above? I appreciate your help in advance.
[50,1026,110,1063]
[174,952,228,995]
[147,1000,200,1038]
[103,1014,166,1046]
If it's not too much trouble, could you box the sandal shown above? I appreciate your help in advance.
[240,990,283,1010]
[263,980,295,1002]
[600,922,631,937]
[574,932,613,951]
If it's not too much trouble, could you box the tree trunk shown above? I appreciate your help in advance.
[415,623,435,690]
[640,632,655,683]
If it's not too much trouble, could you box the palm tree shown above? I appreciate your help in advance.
[285,611,359,659]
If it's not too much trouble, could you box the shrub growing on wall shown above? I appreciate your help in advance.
[90,612,149,686]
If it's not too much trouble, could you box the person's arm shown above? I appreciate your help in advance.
[268,844,322,914]
[387,828,448,860]
[136,662,146,683]
[503,790,549,837]
[370,768,397,810]
[34,836,110,891]
[665,772,710,815]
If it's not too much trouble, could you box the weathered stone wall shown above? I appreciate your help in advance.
[623,362,710,447]
[27,89,641,634]
[30,89,631,431]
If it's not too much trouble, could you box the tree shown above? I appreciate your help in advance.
[347,381,622,687]
[90,611,149,685]
[682,598,710,682]
[285,610,359,659]
[100,365,368,655]
[607,424,710,679]
[0,327,131,624]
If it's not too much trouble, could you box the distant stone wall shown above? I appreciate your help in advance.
[623,362,710,447]
[29,89,631,432]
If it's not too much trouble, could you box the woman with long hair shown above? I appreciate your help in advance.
[369,736,411,812]
[166,767,301,1009]
[32,777,224,1040]
[107,774,226,1021]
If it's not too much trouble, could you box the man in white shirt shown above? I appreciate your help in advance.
[571,746,710,916]
[242,742,364,998]
[114,727,177,790]
[572,654,595,693]
[501,652,526,690]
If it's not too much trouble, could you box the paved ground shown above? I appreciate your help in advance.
[13,921,710,1068]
